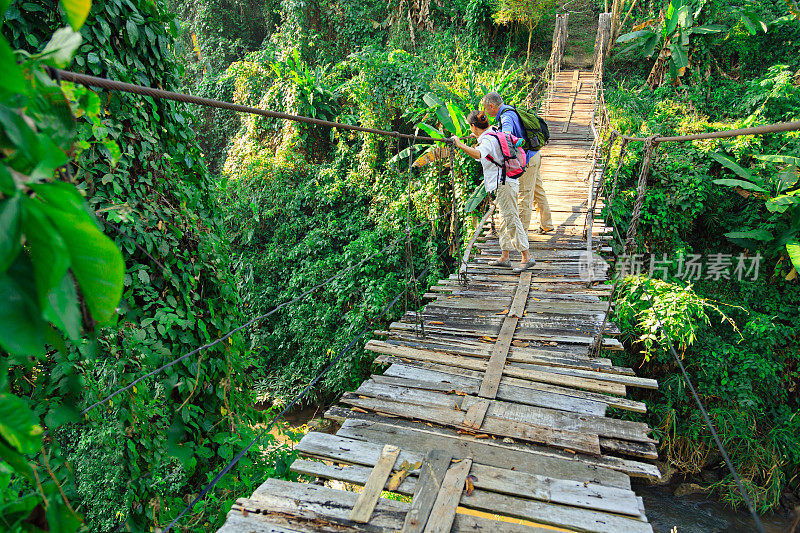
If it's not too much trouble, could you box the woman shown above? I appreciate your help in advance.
[451,111,535,272]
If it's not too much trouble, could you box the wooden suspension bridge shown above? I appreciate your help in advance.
[217,24,662,533]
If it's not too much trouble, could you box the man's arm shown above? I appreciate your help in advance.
[498,110,514,134]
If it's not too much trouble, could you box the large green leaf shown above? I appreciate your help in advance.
[60,0,91,30]
[0,195,21,272]
[710,152,761,183]
[446,101,466,137]
[0,36,25,95]
[0,259,46,358]
[465,182,488,213]
[643,33,660,57]
[616,29,655,43]
[433,104,457,138]
[787,241,800,272]
[676,5,692,28]
[670,42,688,69]
[423,92,444,108]
[767,192,800,213]
[755,154,800,167]
[691,24,727,34]
[724,229,773,241]
[388,143,420,164]
[0,393,42,454]
[30,183,124,323]
[416,123,444,139]
[21,197,71,306]
[38,26,82,68]
[42,272,81,341]
[713,178,766,193]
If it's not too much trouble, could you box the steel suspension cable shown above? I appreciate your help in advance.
[593,130,767,532]
[78,215,444,417]
[48,67,459,144]
[160,242,454,533]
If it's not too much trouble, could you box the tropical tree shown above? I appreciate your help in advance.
[616,0,766,88]
[493,0,557,65]
[712,153,800,278]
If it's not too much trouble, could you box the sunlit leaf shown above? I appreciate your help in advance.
[691,24,727,34]
[755,154,800,167]
[713,179,766,192]
[724,229,773,241]
[423,92,444,108]
[38,26,82,68]
[616,29,655,43]
[0,394,42,454]
[417,123,444,139]
[787,241,800,272]
[60,0,91,30]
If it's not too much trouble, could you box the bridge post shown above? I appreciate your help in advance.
[592,13,612,69]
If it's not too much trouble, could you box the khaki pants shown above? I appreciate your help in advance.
[519,152,553,231]
[496,182,529,252]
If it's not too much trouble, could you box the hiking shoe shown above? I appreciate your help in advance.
[489,260,511,267]
[513,258,536,273]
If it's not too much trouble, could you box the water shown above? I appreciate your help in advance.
[635,483,797,533]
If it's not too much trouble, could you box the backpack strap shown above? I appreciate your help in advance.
[497,106,530,148]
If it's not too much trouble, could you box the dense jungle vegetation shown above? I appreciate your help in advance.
[0,0,798,530]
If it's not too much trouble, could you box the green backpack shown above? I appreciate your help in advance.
[498,106,550,151]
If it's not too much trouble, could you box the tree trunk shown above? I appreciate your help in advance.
[646,37,671,89]
[526,25,532,66]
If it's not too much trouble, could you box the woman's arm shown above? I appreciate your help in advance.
[450,136,481,160]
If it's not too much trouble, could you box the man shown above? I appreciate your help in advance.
[482,92,553,235]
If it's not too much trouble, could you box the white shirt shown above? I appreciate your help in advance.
[476,129,519,194]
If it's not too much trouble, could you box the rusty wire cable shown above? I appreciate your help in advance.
[48,67,462,144]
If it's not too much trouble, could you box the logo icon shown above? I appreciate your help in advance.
[577,251,610,282]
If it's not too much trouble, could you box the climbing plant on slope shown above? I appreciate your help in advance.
[1,0,288,530]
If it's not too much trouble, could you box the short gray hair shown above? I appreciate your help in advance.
[483,92,503,107]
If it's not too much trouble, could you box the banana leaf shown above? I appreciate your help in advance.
[465,182,488,213]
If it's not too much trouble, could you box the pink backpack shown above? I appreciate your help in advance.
[484,130,527,184]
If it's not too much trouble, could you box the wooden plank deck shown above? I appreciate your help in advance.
[216,70,659,533]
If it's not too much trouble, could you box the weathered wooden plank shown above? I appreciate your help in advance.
[366,342,627,395]
[218,513,306,533]
[461,399,490,429]
[242,478,550,532]
[478,314,519,399]
[351,380,652,445]
[423,458,472,533]
[291,437,643,517]
[339,393,603,455]
[374,354,647,413]
[377,363,607,416]
[349,444,401,523]
[329,411,660,481]
[402,450,452,533]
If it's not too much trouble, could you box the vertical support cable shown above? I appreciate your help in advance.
[624,136,659,255]
[405,137,424,337]
[610,137,629,203]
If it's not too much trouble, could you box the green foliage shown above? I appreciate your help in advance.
[0,0,304,530]
[616,276,718,362]
[604,34,800,510]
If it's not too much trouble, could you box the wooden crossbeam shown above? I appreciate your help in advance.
[349,443,400,523]
[478,271,533,400]
[402,450,453,533]
[423,459,473,533]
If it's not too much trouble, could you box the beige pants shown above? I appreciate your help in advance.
[519,151,553,231]
[496,182,529,252]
